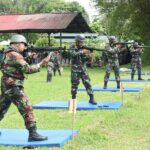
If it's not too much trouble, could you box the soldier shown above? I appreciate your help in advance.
[47,52,54,82]
[130,42,144,80]
[0,34,49,141]
[53,51,61,76]
[47,61,54,82]
[70,34,97,105]
[102,37,123,89]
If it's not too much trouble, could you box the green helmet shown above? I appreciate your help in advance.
[10,34,27,46]
[109,36,117,43]
[75,34,85,42]
[133,42,139,48]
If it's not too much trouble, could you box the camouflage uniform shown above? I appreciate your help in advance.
[52,52,61,76]
[102,43,122,88]
[47,52,54,82]
[47,61,53,82]
[130,45,143,80]
[70,48,93,100]
[70,34,96,105]
[103,44,121,82]
[0,47,40,130]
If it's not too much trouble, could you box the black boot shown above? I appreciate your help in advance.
[103,81,107,89]
[28,128,48,142]
[72,94,76,99]
[89,94,97,105]
[131,73,134,80]
[117,81,120,89]
[138,72,143,80]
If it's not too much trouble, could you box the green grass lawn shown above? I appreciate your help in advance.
[0,66,150,150]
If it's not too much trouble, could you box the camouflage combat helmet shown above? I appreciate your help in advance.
[109,36,117,43]
[10,34,27,46]
[75,34,85,42]
[133,42,139,48]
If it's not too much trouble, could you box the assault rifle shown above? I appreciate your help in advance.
[114,42,134,45]
[135,46,150,48]
[26,46,65,52]
[27,46,105,53]
[68,46,105,52]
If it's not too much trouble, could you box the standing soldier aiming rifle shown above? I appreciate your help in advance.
[70,34,97,105]
[0,34,49,141]
[130,42,144,80]
[102,37,125,89]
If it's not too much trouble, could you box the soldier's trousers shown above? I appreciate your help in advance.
[47,72,52,82]
[53,66,61,76]
[0,78,36,130]
[71,71,93,99]
[131,60,142,75]
[104,63,120,82]
[47,68,53,82]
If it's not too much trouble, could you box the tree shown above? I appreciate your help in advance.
[92,0,150,64]
[0,0,90,45]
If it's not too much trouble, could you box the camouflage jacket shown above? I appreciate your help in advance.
[49,52,61,67]
[102,44,122,65]
[130,47,143,60]
[1,47,41,86]
[70,47,90,72]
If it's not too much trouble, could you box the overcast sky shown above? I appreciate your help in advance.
[65,0,99,21]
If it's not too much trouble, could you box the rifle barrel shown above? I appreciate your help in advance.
[138,46,150,48]
[27,46,65,52]
[67,46,105,52]
[115,42,134,45]
[83,46,105,51]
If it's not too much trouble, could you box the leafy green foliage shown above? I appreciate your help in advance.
[92,0,150,64]
[0,0,89,46]
[35,36,57,47]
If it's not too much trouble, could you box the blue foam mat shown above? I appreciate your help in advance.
[33,101,123,110]
[127,72,150,75]
[109,78,150,82]
[0,128,78,147]
[78,87,143,92]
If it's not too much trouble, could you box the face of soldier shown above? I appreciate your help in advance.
[14,42,27,52]
[76,41,84,48]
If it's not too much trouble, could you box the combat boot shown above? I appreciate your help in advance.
[89,94,97,105]
[103,81,107,89]
[131,74,134,80]
[117,81,120,89]
[28,128,48,142]
[138,72,143,80]
[72,94,76,99]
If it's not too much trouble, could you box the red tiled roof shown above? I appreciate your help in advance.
[0,12,92,33]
